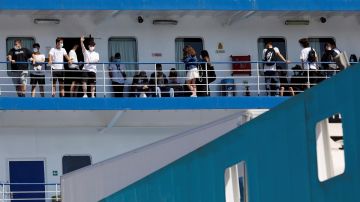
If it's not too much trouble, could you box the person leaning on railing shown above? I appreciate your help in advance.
[7,39,32,97]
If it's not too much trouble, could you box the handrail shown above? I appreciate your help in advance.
[0,60,355,98]
[0,183,61,201]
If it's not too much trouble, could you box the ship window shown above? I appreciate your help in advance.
[62,155,92,174]
[175,38,203,79]
[5,37,35,76]
[315,113,345,182]
[257,37,287,70]
[224,161,248,202]
[108,37,138,77]
[309,37,336,60]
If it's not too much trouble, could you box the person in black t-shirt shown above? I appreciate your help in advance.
[7,39,32,97]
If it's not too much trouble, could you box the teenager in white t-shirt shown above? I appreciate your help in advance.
[30,43,46,97]
[299,38,318,88]
[262,41,289,96]
[48,38,72,97]
[68,44,80,97]
[80,36,100,98]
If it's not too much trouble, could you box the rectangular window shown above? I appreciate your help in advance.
[316,113,345,182]
[108,37,138,77]
[257,37,287,70]
[225,161,248,202]
[6,37,35,75]
[62,155,92,174]
[175,38,203,79]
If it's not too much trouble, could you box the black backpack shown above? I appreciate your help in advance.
[264,48,276,66]
[307,48,316,63]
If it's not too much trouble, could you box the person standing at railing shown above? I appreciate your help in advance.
[299,38,318,88]
[109,53,127,97]
[48,38,72,97]
[80,36,99,98]
[262,41,289,96]
[68,44,81,97]
[7,39,32,97]
[197,50,216,97]
[30,43,46,97]
[183,45,199,97]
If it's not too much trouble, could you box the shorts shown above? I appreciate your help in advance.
[67,68,82,82]
[82,71,96,84]
[30,74,45,85]
[186,68,199,81]
[52,70,65,82]
[11,70,28,85]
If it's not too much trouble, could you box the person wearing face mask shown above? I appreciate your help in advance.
[30,43,46,97]
[48,38,72,97]
[108,53,127,97]
[7,39,32,97]
[80,36,99,98]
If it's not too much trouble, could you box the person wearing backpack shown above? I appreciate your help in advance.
[262,41,289,96]
[299,38,318,88]
[321,42,338,78]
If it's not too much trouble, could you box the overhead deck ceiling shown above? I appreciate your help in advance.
[1,0,359,11]
[0,10,359,26]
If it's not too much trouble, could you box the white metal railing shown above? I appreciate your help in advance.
[0,183,61,201]
[0,61,354,98]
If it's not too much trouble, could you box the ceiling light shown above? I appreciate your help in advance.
[284,20,309,25]
[34,18,60,24]
[153,19,178,25]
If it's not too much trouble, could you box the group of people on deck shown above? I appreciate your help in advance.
[7,37,99,98]
[7,39,215,98]
[7,36,344,98]
[262,37,342,96]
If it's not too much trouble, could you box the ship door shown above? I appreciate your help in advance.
[8,160,45,202]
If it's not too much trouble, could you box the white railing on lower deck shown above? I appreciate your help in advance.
[0,61,353,98]
[0,183,61,201]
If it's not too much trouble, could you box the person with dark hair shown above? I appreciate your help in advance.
[109,52,127,97]
[131,70,149,97]
[149,63,169,97]
[197,50,216,96]
[299,38,318,88]
[68,44,81,97]
[320,42,338,78]
[168,68,183,97]
[7,39,32,97]
[262,41,289,96]
[48,37,72,97]
[80,36,99,98]
[183,45,199,97]
[30,43,46,97]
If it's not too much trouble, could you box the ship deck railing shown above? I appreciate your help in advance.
[0,61,355,97]
[0,182,61,201]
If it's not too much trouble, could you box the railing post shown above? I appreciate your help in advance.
[55,184,59,201]
[256,61,260,96]
[1,183,4,202]
[154,63,158,97]
[205,62,209,96]
[307,66,310,89]
[103,64,106,98]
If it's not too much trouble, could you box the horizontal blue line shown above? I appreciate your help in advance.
[0,97,288,110]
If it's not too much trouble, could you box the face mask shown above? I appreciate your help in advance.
[89,46,95,52]
[33,48,39,53]
[114,58,121,62]
[60,43,64,48]
[14,46,20,50]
